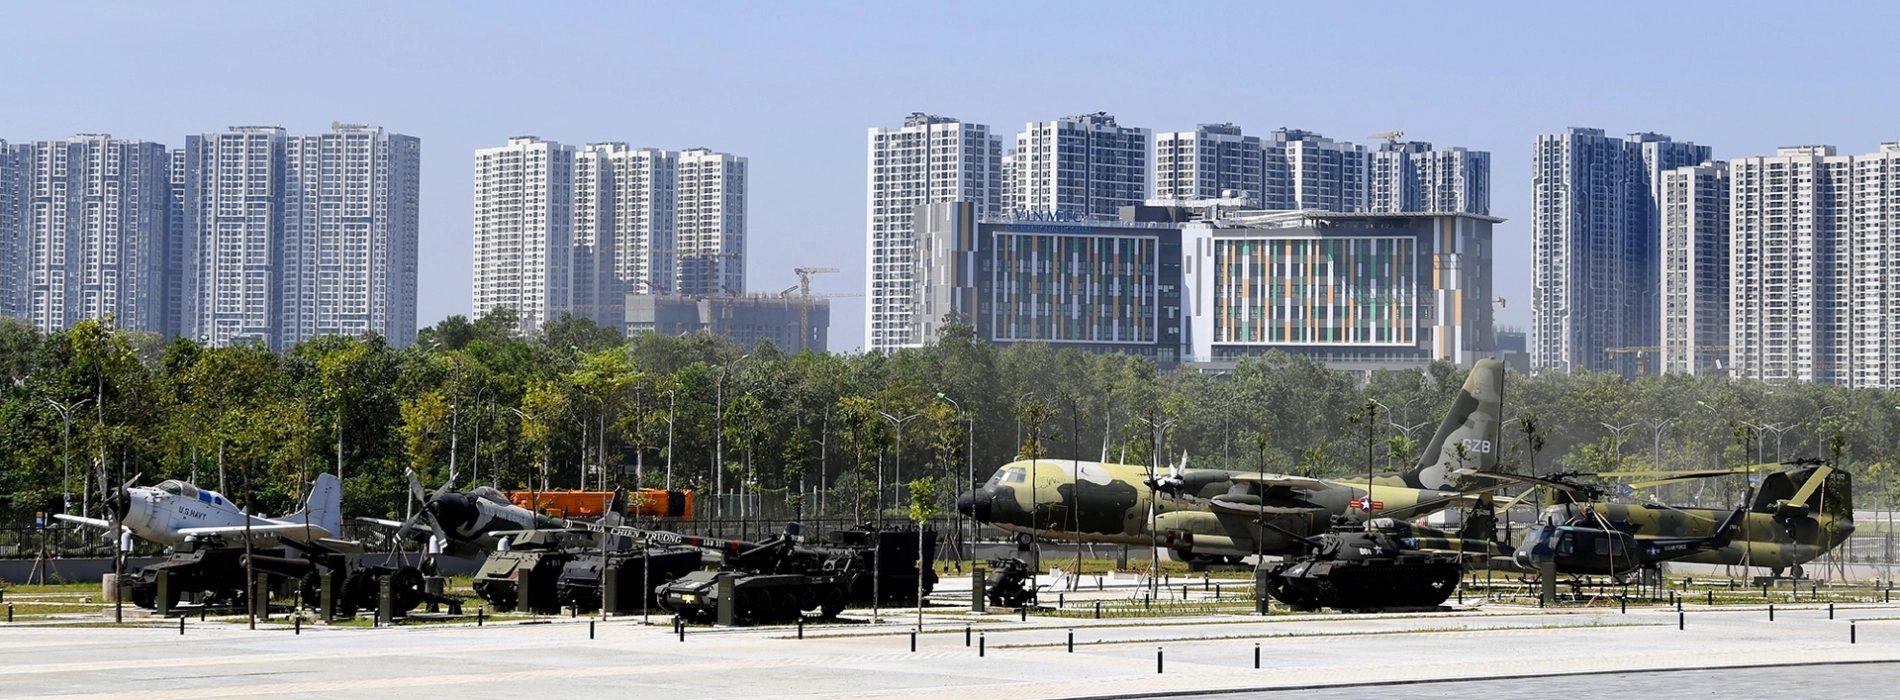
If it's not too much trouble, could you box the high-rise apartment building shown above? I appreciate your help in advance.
[1729,146,1853,385]
[1007,112,1149,218]
[473,136,575,334]
[674,148,747,297]
[1657,162,1729,376]
[22,135,174,336]
[1370,141,1491,215]
[184,125,419,349]
[279,125,420,347]
[600,145,678,296]
[1530,128,1709,375]
[864,113,1002,351]
[572,144,622,327]
[0,141,24,320]
[1153,124,1263,203]
[1267,129,1368,212]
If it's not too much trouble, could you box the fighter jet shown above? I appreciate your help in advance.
[957,359,1507,564]
[55,474,343,548]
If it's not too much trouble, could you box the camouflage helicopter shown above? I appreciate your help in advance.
[1488,461,1855,580]
[956,359,1508,565]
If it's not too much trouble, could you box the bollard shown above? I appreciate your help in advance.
[980,633,986,657]
[679,621,685,642]
[1708,590,1713,607]
[1830,603,1836,620]
[1254,642,1260,669]
[1067,629,1073,653]
[1853,621,1858,644]
[965,624,971,646]
[1217,584,1222,598]
[1679,611,1684,630]
[200,605,206,622]
[1157,646,1164,674]
[294,616,300,636]
[1676,598,1682,613]
[1621,596,1626,614]
[590,620,595,639]
[1020,606,1027,622]
[477,607,484,626]
[1770,604,1775,621]
[6,602,11,622]
[1145,595,1151,610]
[179,615,185,635]
[1095,601,1101,619]
[799,617,805,639]
[910,631,916,652]
[1059,593,1064,608]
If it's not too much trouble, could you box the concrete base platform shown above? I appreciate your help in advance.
[4,603,1900,699]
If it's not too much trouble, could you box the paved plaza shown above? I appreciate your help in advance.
[5,597,1900,700]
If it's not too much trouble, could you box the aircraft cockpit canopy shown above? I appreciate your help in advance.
[156,480,200,499]
[470,486,512,505]
[986,466,1028,486]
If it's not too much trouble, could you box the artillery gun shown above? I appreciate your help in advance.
[471,530,579,614]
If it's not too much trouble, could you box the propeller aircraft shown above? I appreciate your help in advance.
[56,473,343,548]
[956,359,1509,564]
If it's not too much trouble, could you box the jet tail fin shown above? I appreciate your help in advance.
[1399,359,1503,491]
[284,474,344,537]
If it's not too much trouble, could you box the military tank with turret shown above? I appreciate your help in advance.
[1263,517,1464,611]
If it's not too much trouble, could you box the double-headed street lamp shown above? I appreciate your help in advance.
[936,392,976,562]
[45,398,90,515]
[1599,422,1639,465]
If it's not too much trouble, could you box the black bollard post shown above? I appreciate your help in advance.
[200,605,206,622]
[6,602,11,622]
[965,625,970,646]
[1831,603,1836,620]
[1677,598,1682,613]
[1067,629,1073,653]
[1095,601,1101,619]
[979,633,986,657]
[179,615,185,635]
[1770,604,1775,621]
[590,620,595,639]
[1621,596,1627,614]
[910,631,916,652]
[1853,621,1858,644]
[1708,590,1713,607]
[477,607,484,626]
[1679,611,1684,630]
[1157,647,1164,674]
[295,616,300,636]
[1058,593,1064,608]
[1254,642,1260,669]
[1020,606,1027,622]
[799,617,805,639]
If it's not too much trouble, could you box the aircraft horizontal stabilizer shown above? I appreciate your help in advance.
[1227,473,1329,491]
[178,523,333,538]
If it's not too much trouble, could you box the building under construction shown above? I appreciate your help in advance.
[624,294,829,353]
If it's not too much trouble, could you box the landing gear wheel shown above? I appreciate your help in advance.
[1791,565,1806,580]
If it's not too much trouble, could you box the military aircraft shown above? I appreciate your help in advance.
[1513,506,1746,578]
[956,359,1508,564]
[359,470,565,558]
[1525,462,1854,580]
[55,474,343,547]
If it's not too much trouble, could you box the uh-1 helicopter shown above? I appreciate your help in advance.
[1477,460,1854,581]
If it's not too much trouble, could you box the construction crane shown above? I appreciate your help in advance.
[1369,130,1405,145]
[793,267,839,353]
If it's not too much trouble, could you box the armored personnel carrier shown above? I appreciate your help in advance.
[471,530,576,614]
[1264,520,1464,611]
[555,545,703,614]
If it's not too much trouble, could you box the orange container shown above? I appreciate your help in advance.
[505,489,694,519]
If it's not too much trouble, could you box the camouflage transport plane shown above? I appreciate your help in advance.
[957,359,1507,564]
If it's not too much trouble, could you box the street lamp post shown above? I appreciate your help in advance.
[936,392,975,563]
[1136,413,1179,597]
[45,399,90,516]
[1646,415,1681,473]
[875,410,922,625]
[507,407,549,523]
[1599,422,1639,466]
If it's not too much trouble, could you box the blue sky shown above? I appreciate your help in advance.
[7,1,1899,351]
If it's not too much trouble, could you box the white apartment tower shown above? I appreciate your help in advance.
[473,136,575,334]
[183,127,287,347]
[1370,141,1491,215]
[1728,146,1860,386]
[1657,162,1729,376]
[674,147,746,297]
[1530,128,1708,375]
[279,125,420,346]
[1267,129,1368,212]
[572,144,622,327]
[1008,112,1149,218]
[865,113,1002,352]
[23,135,174,336]
[0,141,23,320]
[1154,124,1263,203]
[607,146,678,296]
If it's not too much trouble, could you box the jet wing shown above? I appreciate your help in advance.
[1227,473,1330,491]
[53,514,113,530]
[178,523,334,539]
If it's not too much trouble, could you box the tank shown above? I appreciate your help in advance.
[652,524,856,624]
[555,545,703,614]
[1265,523,1464,611]
[983,557,1035,608]
[125,545,256,609]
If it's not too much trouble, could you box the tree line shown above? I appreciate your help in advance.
[3,309,1898,526]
